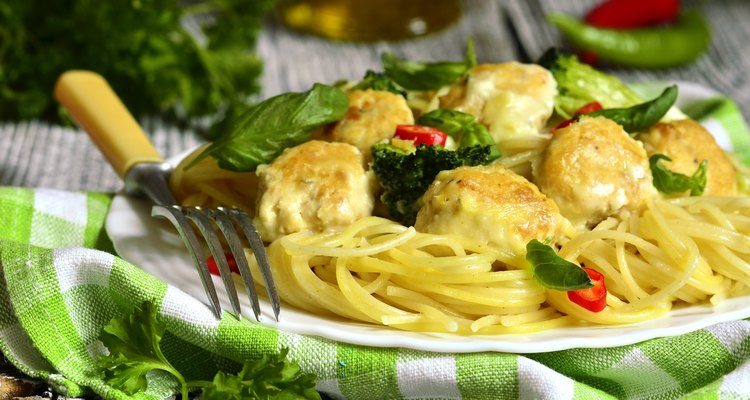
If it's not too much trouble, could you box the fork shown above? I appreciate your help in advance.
[53,70,280,321]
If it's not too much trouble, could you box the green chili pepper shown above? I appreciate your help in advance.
[584,85,677,134]
[546,10,711,69]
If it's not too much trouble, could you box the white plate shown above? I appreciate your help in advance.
[107,81,750,353]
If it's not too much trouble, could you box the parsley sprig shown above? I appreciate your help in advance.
[97,302,320,399]
[1,0,275,138]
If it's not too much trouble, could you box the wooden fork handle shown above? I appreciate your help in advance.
[54,70,164,179]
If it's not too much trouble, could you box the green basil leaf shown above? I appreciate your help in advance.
[681,96,726,121]
[650,154,708,196]
[416,109,500,160]
[188,83,349,172]
[349,70,406,96]
[381,38,476,91]
[525,239,593,291]
[586,85,678,134]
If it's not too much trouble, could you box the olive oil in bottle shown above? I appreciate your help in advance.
[276,0,462,42]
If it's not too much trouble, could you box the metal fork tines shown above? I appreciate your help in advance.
[151,205,280,321]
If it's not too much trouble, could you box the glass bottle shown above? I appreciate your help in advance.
[276,0,463,42]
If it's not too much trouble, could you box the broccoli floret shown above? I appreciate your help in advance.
[537,48,643,118]
[371,143,493,226]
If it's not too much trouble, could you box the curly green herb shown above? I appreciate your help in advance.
[1,0,275,137]
[98,302,320,400]
[98,302,186,398]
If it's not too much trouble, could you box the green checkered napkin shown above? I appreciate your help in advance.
[2,96,750,400]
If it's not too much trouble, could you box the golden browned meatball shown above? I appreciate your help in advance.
[638,119,737,196]
[415,164,568,258]
[255,140,375,242]
[534,116,655,229]
[439,62,556,144]
[321,89,414,160]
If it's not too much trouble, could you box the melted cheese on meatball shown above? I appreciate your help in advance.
[321,89,414,161]
[439,62,556,146]
[255,140,375,241]
[638,118,737,196]
[534,116,655,229]
[415,164,568,259]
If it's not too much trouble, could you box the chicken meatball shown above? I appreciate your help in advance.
[534,116,655,229]
[415,164,568,259]
[321,89,414,160]
[638,118,737,196]
[255,140,375,242]
[439,62,556,145]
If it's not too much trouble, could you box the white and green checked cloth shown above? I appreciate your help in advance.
[3,97,750,400]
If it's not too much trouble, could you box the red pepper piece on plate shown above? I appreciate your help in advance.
[206,253,239,276]
[574,101,605,115]
[394,124,448,146]
[551,101,603,132]
[585,0,680,29]
[567,267,608,312]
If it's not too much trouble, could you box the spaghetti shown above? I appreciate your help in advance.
[172,145,750,333]
[169,144,259,214]
[237,196,750,332]
[167,67,750,333]
[249,216,571,334]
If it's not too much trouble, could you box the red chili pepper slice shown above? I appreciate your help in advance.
[585,0,680,29]
[206,253,239,276]
[574,101,604,115]
[394,125,448,146]
[567,267,608,312]
[551,101,603,132]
